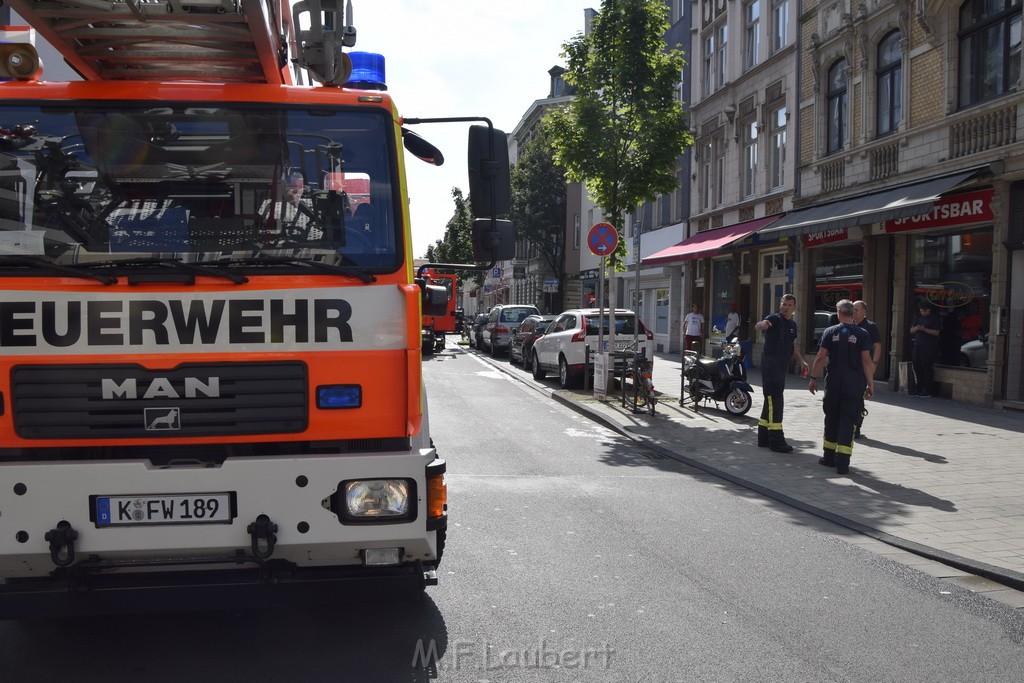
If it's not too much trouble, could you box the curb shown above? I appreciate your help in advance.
[464,343,1024,593]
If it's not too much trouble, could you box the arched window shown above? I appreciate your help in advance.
[826,59,848,155]
[876,31,902,136]
[958,0,1022,108]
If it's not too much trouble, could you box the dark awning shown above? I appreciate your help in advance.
[757,169,984,239]
[641,214,783,266]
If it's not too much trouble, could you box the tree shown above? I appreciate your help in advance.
[546,0,693,268]
[424,187,482,287]
[509,123,567,311]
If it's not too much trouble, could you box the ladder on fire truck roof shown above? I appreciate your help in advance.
[5,0,355,84]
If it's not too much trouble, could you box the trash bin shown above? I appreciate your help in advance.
[740,340,753,369]
[898,361,914,394]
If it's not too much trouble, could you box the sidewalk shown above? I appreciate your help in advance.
[497,345,1024,598]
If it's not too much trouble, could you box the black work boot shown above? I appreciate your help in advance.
[757,426,769,448]
[836,455,851,475]
[819,450,836,468]
[769,434,794,453]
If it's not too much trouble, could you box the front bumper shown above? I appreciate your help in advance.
[0,451,445,617]
[0,561,436,619]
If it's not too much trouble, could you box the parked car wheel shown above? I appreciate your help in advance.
[558,356,578,389]
[532,352,546,380]
[959,353,971,368]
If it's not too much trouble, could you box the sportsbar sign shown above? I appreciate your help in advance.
[0,287,407,354]
[884,189,994,233]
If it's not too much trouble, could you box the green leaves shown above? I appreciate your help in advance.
[547,0,694,267]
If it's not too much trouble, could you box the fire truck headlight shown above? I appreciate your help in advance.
[317,385,362,408]
[342,480,412,520]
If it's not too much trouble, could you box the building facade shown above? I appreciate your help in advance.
[767,0,1023,406]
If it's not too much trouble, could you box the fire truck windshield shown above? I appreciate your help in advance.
[0,102,401,272]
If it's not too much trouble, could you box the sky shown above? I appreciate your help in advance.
[353,1,596,259]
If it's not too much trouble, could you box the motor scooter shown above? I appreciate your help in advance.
[681,336,753,415]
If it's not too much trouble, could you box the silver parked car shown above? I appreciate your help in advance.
[481,304,540,357]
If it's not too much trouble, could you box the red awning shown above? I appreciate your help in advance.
[641,214,783,266]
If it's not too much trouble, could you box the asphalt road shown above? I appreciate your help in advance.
[2,342,1023,682]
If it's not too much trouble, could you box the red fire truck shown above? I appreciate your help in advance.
[421,269,458,354]
[0,0,513,617]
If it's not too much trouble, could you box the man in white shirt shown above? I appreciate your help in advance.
[683,304,704,352]
[724,303,741,339]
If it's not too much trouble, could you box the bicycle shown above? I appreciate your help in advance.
[621,347,656,415]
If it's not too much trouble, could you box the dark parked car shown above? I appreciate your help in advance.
[509,314,557,366]
[470,313,489,349]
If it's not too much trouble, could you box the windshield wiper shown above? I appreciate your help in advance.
[230,256,377,283]
[0,255,117,285]
[79,257,248,285]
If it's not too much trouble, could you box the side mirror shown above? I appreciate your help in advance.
[418,281,449,317]
[472,219,515,261]
[402,128,445,166]
[467,125,510,218]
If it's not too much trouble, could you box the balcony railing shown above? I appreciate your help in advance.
[870,140,900,180]
[820,158,845,193]
[950,103,1018,158]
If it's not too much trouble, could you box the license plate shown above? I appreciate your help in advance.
[614,341,630,350]
[94,493,235,526]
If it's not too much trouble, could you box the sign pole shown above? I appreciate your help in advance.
[587,222,619,401]
[597,256,605,353]
[633,223,641,348]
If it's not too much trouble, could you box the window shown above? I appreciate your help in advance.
[826,59,848,155]
[877,31,903,136]
[809,244,864,348]
[958,0,1022,107]
[714,131,726,206]
[656,289,670,335]
[699,139,713,210]
[745,1,761,70]
[770,0,789,53]
[768,104,787,190]
[670,0,685,24]
[703,33,715,97]
[573,214,580,250]
[742,119,758,198]
[910,228,993,357]
[716,23,729,89]
[675,166,686,221]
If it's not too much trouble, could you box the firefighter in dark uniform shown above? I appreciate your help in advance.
[754,294,809,452]
[808,300,875,475]
[852,300,881,439]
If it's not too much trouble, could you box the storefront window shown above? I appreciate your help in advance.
[655,289,670,335]
[910,228,992,365]
[711,258,735,342]
[808,243,864,349]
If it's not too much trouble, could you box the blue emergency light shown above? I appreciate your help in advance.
[346,52,387,90]
[317,385,362,409]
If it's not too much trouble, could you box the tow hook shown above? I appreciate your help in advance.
[246,514,277,559]
[44,521,79,567]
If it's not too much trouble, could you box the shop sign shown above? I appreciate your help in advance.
[884,189,994,233]
[578,268,601,280]
[803,228,848,247]
[922,281,975,308]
